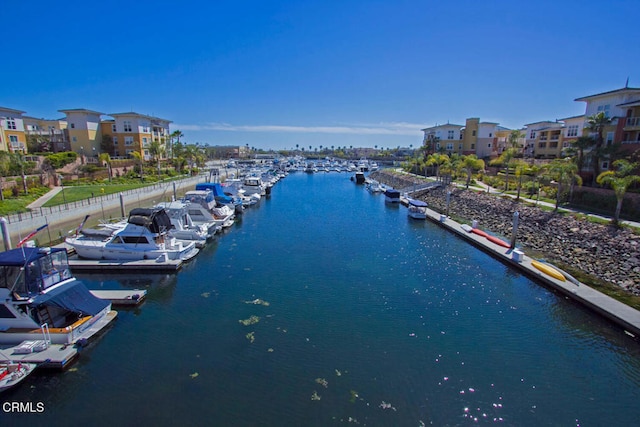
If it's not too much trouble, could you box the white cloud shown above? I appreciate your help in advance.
[174,121,426,136]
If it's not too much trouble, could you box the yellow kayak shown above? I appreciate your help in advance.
[531,260,566,282]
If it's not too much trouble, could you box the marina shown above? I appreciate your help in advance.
[1,169,640,426]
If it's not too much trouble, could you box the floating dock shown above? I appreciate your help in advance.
[68,255,184,272]
[419,206,640,337]
[1,343,79,370]
[90,289,147,306]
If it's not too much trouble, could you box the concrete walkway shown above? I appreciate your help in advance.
[26,186,63,209]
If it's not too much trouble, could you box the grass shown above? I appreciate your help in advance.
[0,188,51,215]
[43,183,148,206]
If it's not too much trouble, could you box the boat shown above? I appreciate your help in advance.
[193,183,243,214]
[354,172,366,184]
[366,180,384,193]
[538,260,580,285]
[407,199,428,219]
[66,208,199,261]
[0,359,36,392]
[471,228,489,237]
[0,246,117,345]
[242,176,267,198]
[485,234,511,248]
[384,188,401,203]
[156,201,212,244]
[531,260,566,282]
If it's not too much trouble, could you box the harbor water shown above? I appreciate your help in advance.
[3,172,640,426]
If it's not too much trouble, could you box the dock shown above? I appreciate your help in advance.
[68,255,184,272]
[90,289,147,306]
[416,204,640,337]
[1,343,79,370]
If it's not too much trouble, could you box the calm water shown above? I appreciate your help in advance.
[3,172,640,426]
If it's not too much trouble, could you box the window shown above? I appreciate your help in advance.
[72,136,77,142]
[601,161,609,170]
[142,125,149,133]
[458,144,463,150]
[538,142,547,148]
[436,143,441,150]
[142,137,148,145]
[487,143,492,148]
[446,143,453,150]
[489,133,492,138]
[124,136,134,146]
[5,118,16,130]
[113,136,118,145]
[471,144,475,149]
[124,121,132,132]
[112,124,116,132]
[447,130,454,139]
[567,124,579,137]
[530,130,536,139]
[472,130,476,136]
[70,123,75,129]
[606,132,614,146]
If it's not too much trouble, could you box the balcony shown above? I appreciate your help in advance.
[625,117,640,130]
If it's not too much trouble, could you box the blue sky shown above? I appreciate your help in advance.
[3,0,639,151]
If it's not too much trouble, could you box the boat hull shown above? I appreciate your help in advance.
[531,260,566,282]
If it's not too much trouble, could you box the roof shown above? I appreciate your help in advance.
[0,106,26,115]
[108,112,172,123]
[59,108,105,116]
[617,100,640,108]
[557,114,585,121]
[574,87,640,102]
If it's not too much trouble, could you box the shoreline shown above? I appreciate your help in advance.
[371,170,640,296]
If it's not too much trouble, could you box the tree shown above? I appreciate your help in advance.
[101,134,115,156]
[99,153,112,182]
[508,130,524,150]
[131,151,144,182]
[596,159,640,225]
[490,147,519,191]
[426,153,450,181]
[587,112,613,185]
[460,154,485,189]
[0,152,10,201]
[170,130,184,159]
[547,158,582,211]
[568,136,595,175]
[148,140,166,178]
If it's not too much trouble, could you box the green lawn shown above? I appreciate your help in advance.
[43,184,149,206]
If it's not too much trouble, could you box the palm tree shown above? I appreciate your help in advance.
[426,153,450,181]
[508,130,524,150]
[546,158,582,211]
[131,151,144,182]
[170,130,183,160]
[460,154,485,189]
[490,147,519,191]
[587,112,613,185]
[568,136,595,175]
[513,160,529,201]
[148,140,166,178]
[98,153,112,182]
[596,159,640,225]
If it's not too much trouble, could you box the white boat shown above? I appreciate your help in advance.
[242,176,267,197]
[156,201,211,243]
[0,360,37,392]
[223,179,260,206]
[407,199,428,219]
[0,246,117,345]
[184,202,223,235]
[66,208,199,261]
[366,180,384,193]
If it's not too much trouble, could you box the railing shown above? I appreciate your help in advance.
[625,117,640,127]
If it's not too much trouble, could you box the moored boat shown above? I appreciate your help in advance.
[0,360,37,392]
[0,246,117,345]
[407,199,428,219]
[384,188,401,203]
[66,208,198,261]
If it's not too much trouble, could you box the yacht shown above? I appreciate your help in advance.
[156,201,212,244]
[0,246,117,345]
[66,208,199,261]
[407,199,428,219]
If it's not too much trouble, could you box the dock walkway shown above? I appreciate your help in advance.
[418,204,640,337]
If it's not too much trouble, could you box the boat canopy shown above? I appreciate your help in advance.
[0,247,67,267]
[408,199,428,207]
[195,183,233,204]
[128,208,174,233]
[384,189,401,197]
[31,280,109,316]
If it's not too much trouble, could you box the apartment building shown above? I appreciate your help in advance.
[23,116,70,153]
[105,112,171,160]
[421,118,507,158]
[523,120,565,159]
[59,108,104,156]
[558,115,586,156]
[0,107,27,153]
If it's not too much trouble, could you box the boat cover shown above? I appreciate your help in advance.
[196,183,233,204]
[384,189,401,197]
[31,281,109,316]
[0,247,67,266]
[408,199,428,207]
